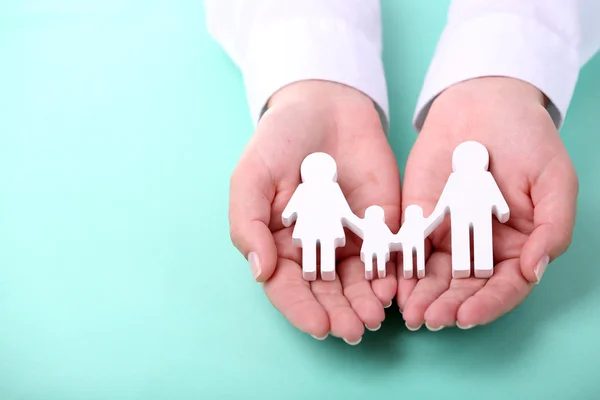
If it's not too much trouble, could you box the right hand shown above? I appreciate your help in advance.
[229,80,401,343]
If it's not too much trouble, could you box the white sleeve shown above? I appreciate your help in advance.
[413,0,600,131]
[204,0,389,132]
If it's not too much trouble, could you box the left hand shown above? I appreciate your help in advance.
[398,77,578,330]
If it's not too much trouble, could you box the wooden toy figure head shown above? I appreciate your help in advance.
[452,141,489,172]
[300,152,338,183]
[365,205,385,221]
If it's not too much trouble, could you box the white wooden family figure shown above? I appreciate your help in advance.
[281,141,510,281]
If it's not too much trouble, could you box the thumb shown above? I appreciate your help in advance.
[229,149,278,282]
[520,159,578,284]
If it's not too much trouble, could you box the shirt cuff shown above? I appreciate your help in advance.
[413,12,580,132]
[242,17,389,133]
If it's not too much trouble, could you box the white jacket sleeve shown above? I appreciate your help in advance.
[414,0,600,131]
[204,0,389,132]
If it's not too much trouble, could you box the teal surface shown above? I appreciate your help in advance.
[1,1,599,399]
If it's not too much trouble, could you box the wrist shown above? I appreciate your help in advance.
[266,80,380,122]
[424,77,549,130]
[437,77,546,108]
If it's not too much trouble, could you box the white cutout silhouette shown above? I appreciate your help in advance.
[391,205,440,279]
[427,141,510,278]
[355,205,393,280]
[281,152,360,281]
[281,141,510,281]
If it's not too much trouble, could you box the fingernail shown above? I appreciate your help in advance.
[425,322,445,331]
[248,251,261,280]
[311,333,328,340]
[456,322,475,330]
[534,255,550,283]
[405,322,422,331]
[344,337,362,345]
[366,323,381,332]
[385,300,393,308]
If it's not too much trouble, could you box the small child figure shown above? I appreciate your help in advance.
[392,205,435,279]
[357,205,394,280]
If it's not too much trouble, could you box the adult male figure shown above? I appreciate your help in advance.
[427,141,510,278]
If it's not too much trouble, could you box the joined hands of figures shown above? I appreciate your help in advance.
[282,141,510,281]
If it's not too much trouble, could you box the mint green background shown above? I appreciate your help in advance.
[1,1,599,399]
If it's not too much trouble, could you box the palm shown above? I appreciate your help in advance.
[232,102,401,343]
[398,87,576,329]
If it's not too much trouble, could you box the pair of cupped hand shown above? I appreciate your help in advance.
[228,77,577,344]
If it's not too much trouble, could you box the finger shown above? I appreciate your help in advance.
[229,148,278,282]
[371,255,397,308]
[423,277,486,330]
[397,274,417,313]
[397,237,434,312]
[521,156,578,283]
[262,258,330,338]
[311,277,365,345]
[338,257,386,332]
[422,219,526,329]
[401,251,452,330]
[457,258,533,327]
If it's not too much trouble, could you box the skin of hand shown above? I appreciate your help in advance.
[229,80,401,343]
[399,77,578,330]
